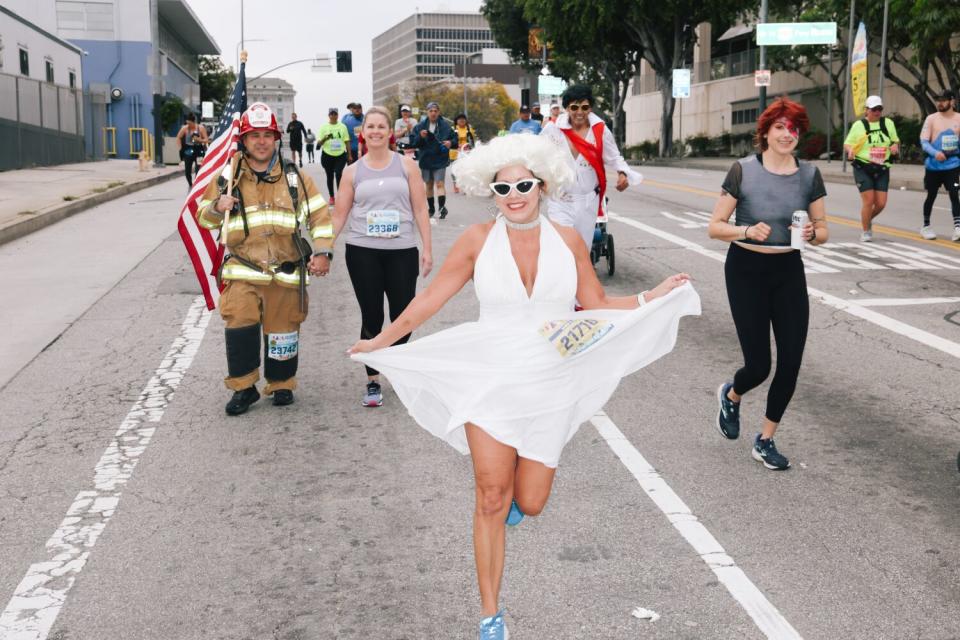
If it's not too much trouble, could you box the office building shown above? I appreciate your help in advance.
[372,12,496,105]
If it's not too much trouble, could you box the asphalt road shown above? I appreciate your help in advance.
[0,163,958,640]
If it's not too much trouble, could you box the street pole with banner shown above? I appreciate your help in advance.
[843,0,856,173]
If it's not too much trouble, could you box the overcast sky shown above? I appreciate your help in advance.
[187,0,483,128]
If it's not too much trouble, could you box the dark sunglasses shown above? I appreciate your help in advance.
[489,178,541,196]
[869,106,883,112]
[568,104,592,111]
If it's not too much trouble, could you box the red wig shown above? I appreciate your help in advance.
[754,97,810,150]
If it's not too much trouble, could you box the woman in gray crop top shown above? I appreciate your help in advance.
[319,106,433,408]
[707,97,830,472]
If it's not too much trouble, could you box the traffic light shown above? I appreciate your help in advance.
[336,51,352,73]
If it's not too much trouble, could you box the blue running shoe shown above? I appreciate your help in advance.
[478,611,509,639]
[752,434,790,470]
[505,499,524,526]
[716,381,740,439]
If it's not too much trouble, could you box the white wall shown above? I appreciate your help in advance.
[55,0,151,43]
[0,9,82,87]
[2,0,58,31]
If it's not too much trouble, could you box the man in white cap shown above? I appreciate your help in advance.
[844,95,900,242]
[394,105,417,158]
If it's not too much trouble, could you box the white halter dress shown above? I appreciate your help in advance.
[352,216,700,468]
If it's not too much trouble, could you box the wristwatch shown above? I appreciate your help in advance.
[314,250,334,259]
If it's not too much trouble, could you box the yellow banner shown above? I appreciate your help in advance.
[851,22,868,117]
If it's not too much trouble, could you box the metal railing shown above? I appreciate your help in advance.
[0,70,87,170]
[103,127,117,156]
[129,127,153,158]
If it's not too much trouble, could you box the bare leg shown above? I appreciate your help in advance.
[859,191,875,231]
[872,191,888,221]
[513,457,557,516]
[761,418,778,440]
[435,179,447,197]
[465,423,516,617]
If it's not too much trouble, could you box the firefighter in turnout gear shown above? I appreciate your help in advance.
[196,102,334,415]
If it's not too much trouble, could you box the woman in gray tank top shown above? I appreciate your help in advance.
[322,106,433,407]
[707,97,831,471]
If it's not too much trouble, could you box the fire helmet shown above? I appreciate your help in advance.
[239,102,281,139]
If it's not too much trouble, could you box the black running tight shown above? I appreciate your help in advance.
[345,244,420,376]
[922,168,960,226]
[321,152,348,199]
[725,243,809,424]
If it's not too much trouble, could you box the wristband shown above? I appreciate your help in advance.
[638,291,649,307]
[314,250,334,259]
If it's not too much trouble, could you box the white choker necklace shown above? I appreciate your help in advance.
[500,214,541,230]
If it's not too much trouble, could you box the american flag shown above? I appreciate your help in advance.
[177,62,246,310]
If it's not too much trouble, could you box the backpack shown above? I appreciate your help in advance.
[860,117,894,143]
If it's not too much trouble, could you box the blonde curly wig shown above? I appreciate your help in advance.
[450,133,574,198]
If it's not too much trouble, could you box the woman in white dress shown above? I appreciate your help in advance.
[349,134,700,639]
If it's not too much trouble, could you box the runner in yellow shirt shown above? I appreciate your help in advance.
[843,95,900,242]
[450,113,477,193]
[317,107,351,205]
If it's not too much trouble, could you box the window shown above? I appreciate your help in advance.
[46,60,54,83]
[68,70,76,88]
[731,107,759,126]
[19,48,29,76]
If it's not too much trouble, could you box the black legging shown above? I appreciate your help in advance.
[725,243,809,423]
[183,151,198,187]
[321,152,348,199]
[922,168,960,226]
[345,244,419,376]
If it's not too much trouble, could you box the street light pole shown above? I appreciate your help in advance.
[878,0,890,99]
[437,45,468,117]
[758,0,768,113]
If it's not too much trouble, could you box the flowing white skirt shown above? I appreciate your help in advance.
[352,284,700,468]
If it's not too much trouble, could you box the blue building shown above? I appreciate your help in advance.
[4,0,219,160]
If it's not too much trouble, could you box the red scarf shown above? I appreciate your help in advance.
[561,121,607,217]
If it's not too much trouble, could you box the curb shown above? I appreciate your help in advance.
[0,169,181,247]
[635,159,926,192]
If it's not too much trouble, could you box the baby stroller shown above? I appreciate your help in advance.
[590,197,615,276]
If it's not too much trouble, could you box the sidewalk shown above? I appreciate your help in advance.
[638,156,928,192]
[0,160,181,246]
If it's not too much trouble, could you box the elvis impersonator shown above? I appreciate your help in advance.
[540,84,643,249]
[195,102,334,415]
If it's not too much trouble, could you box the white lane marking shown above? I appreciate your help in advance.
[833,242,955,270]
[0,296,211,640]
[658,211,706,228]
[609,213,960,361]
[592,412,803,640]
[854,297,960,307]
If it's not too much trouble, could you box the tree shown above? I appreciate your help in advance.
[768,0,960,120]
[616,0,744,156]
[199,56,236,112]
[384,81,519,140]
[482,0,640,147]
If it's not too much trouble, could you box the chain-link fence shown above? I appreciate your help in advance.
[0,71,100,171]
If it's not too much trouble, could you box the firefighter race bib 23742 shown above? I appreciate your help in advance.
[267,332,298,361]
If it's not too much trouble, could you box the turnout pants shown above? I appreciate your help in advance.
[219,280,308,394]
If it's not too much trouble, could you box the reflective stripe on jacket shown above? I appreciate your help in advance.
[196,151,334,287]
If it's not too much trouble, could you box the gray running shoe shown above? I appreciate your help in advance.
[920,225,937,240]
[362,381,383,407]
[952,226,960,242]
[860,230,873,242]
